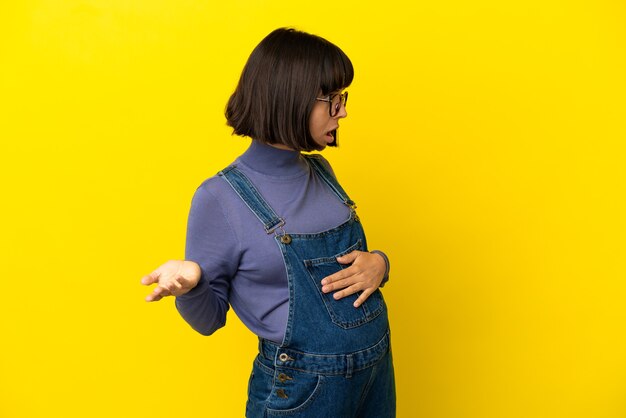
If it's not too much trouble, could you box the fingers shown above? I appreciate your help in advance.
[168,276,183,291]
[144,274,193,301]
[329,283,376,308]
[145,285,170,302]
[322,276,355,293]
[142,271,166,302]
[140,271,161,286]
[145,293,163,302]
[321,268,352,287]
[353,288,374,308]
[321,250,381,307]
[143,273,183,302]
[322,251,364,285]
[330,282,364,301]
[336,250,360,265]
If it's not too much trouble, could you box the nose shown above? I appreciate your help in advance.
[335,103,348,119]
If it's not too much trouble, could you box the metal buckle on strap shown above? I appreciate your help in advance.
[265,218,285,235]
[345,200,357,210]
[346,201,359,222]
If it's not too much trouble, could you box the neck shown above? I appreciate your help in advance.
[237,140,307,177]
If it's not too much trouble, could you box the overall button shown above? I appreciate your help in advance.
[280,234,292,244]
[276,389,288,399]
[277,373,293,383]
[278,353,293,362]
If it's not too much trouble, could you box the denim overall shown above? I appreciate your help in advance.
[219,154,395,417]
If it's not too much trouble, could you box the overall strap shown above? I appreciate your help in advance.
[303,154,356,209]
[218,165,285,234]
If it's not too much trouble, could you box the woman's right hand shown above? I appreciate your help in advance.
[141,260,201,302]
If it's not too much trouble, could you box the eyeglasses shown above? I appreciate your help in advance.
[315,91,348,117]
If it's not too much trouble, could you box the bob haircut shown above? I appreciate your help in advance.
[225,28,354,152]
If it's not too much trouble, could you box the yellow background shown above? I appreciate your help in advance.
[1,1,625,417]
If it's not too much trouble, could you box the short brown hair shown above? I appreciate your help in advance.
[225,28,354,151]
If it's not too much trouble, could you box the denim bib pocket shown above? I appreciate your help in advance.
[303,239,384,329]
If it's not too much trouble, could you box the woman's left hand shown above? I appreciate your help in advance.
[321,250,386,308]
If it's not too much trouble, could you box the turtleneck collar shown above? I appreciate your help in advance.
[237,140,309,178]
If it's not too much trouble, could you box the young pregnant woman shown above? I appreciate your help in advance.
[141,27,396,417]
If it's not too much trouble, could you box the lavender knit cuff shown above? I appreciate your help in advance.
[370,250,390,287]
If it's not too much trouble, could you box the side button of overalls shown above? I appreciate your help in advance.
[277,373,293,383]
[276,389,288,399]
[278,353,293,362]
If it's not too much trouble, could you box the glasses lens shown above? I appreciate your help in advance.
[329,96,338,117]
[330,92,347,117]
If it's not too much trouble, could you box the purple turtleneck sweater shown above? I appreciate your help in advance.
[175,140,389,343]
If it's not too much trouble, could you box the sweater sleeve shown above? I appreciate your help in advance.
[370,250,391,287]
[175,182,240,336]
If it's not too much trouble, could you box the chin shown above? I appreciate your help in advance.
[312,130,338,151]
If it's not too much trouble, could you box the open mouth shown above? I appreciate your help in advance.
[325,128,338,142]
[325,129,338,146]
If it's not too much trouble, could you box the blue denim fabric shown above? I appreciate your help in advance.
[219,154,395,417]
